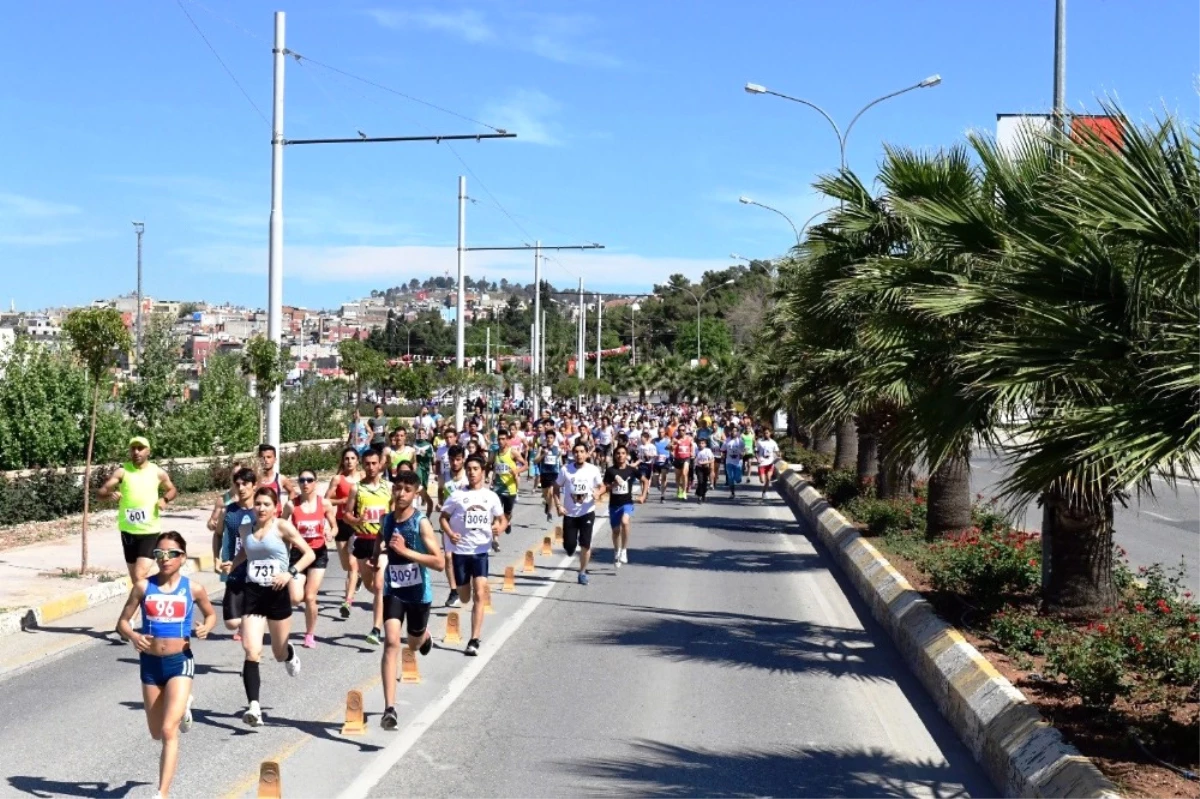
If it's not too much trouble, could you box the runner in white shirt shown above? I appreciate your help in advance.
[554,442,607,586]
[755,431,781,498]
[439,455,505,656]
[722,427,746,499]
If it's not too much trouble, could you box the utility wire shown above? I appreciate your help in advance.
[174,0,269,126]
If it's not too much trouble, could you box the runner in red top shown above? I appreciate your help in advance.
[286,469,336,648]
[672,429,695,501]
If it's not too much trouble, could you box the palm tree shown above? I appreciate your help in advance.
[628,363,657,404]
[656,355,688,404]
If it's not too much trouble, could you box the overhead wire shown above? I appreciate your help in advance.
[174,0,269,126]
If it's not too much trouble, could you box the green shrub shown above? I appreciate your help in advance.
[1046,629,1130,706]
[988,605,1064,656]
[820,468,860,508]
[778,442,832,472]
[280,444,342,476]
[921,528,1040,609]
[845,496,924,536]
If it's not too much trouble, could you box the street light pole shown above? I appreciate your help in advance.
[576,278,585,410]
[630,303,639,366]
[265,11,286,447]
[132,221,144,369]
[456,175,466,430]
[737,197,800,246]
[682,279,735,363]
[1053,0,1066,137]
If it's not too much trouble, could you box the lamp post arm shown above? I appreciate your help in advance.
[842,82,926,160]
[765,90,843,155]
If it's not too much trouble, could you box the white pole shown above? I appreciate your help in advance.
[631,305,637,366]
[532,241,541,420]
[576,278,584,410]
[541,309,547,381]
[265,10,286,448]
[485,327,490,373]
[595,292,603,382]
[455,175,466,430]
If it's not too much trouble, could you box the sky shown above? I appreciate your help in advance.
[1,0,1196,311]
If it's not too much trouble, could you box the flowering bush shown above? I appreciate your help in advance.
[1046,626,1131,707]
[988,605,1065,655]
[921,527,1041,608]
[844,495,926,537]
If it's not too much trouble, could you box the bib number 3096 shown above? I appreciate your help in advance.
[464,510,491,531]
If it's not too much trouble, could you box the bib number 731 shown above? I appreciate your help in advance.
[250,560,279,586]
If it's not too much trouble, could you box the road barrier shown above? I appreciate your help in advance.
[341,689,367,736]
[502,566,516,591]
[401,648,421,683]
[522,550,535,574]
[553,525,563,544]
[444,611,462,643]
[541,536,552,556]
[257,760,283,797]
[483,584,494,614]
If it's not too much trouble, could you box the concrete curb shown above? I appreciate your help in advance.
[0,552,215,639]
[776,464,1120,799]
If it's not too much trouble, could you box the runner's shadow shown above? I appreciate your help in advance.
[564,740,983,798]
[20,623,123,644]
[625,545,819,574]
[6,777,150,798]
[314,634,375,653]
[202,709,384,752]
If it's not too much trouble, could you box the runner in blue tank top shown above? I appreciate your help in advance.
[373,471,444,730]
[117,531,217,799]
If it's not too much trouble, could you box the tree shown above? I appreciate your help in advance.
[124,314,182,434]
[62,308,132,573]
[242,335,287,442]
[676,317,733,362]
[282,374,345,442]
[0,339,91,470]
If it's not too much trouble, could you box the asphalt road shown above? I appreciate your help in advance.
[0,480,992,799]
[970,449,1200,592]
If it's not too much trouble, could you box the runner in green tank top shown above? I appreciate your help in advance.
[98,436,178,580]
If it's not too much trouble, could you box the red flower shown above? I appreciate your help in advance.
[1135,603,1146,613]
[1028,558,1038,568]
[1157,599,1172,614]
[1033,629,1045,639]
[1096,624,1108,633]
[1190,633,1199,642]
[1188,615,1198,624]
[1103,607,1112,615]
[1184,591,1193,599]
[1136,642,1146,652]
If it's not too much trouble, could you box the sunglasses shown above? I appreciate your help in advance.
[298,477,316,484]
[152,548,185,561]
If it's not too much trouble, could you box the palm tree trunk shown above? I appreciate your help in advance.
[856,422,879,490]
[833,418,858,470]
[813,424,835,456]
[875,429,914,501]
[1040,487,1117,616]
[925,452,972,539]
[80,382,100,573]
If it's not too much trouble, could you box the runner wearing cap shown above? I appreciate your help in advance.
[98,436,179,581]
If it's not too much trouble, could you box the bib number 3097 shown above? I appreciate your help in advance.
[387,562,422,588]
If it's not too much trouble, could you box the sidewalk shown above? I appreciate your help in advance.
[0,505,219,637]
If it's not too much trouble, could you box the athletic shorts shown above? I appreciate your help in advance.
[352,536,377,561]
[139,649,195,687]
[653,461,669,474]
[452,552,490,585]
[539,471,559,489]
[383,597,431,638]
[759,463,775,478]
[596,444,612,458]
[120,532,158,565]
[562,513,596,555]
[222,579,245,622]
[242,581,294,621]
[637,463,653,480]
[335,519,356,542]
[498,494,515,518]
[608,503,634,529]
[726,463,744,484]
[290,546,329,573]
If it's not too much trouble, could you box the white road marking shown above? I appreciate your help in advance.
[338,518,610,799]
[1143,511,1181,523]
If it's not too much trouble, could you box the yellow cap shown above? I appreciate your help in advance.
[129,436,150,449]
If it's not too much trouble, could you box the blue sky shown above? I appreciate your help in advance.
[1,0,1196,311]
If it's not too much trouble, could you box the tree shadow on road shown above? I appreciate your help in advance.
[623,544,820,574]
[564,739,982,798]
[638,513,787,537]
[7,777,149,798]
[576,609,888,682]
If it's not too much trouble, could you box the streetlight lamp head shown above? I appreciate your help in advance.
[738,196,752,204]
[744,83,767,94]
[722,278,736,286]
[919,74,942,88]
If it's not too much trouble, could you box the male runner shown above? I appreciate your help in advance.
[210,467,257,640]
[341,449,391,645]
[636,431,657,503]
[694,439,715,503]
[604,444,638,568]
[537,424,563,522]
[412,425,436,516]
[723,427,746,498]
[653,429,672,503]
[672,427,696,501]
[98,436,178,581]
[555,442,607,585]
[256,444,298,511]
[755,429,781,497]
[436,445,469,607]
[440,455,505,655]
[368,404,389,450]
[490,429,526,548]
[375,472,443,729]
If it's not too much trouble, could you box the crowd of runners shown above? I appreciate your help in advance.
[110,399,783,798]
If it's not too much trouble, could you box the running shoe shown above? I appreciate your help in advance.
[180,694,194,733]
[381,706,399,731]
[243,701,264,727]
[446,591,461,608]
[465,638,481,656]
[619,549,628,564]
[366,628,382,646]
[420,632,433,656]
[578,571,590,586]
[303,633,316,649]
[491,538,501,553]
[285,647,301,677]
[339,602,351,619]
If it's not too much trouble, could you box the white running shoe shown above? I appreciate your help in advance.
[285,650,301,677]
[243,701,263,727]
[180,694,194,733]
[620,549,629,564]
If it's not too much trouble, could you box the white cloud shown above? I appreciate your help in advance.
[0,191,100,247]
[171,243,729,293]
[366,8,495,43]
[481,89,563,146]
[0,192,81,218]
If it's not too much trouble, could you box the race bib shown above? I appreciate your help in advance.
[145,595,187,622]
[543,453,558,467]
[495,462,510,474]
[249,559,279,586]
[363,506,386,524]
[464,510,492,531]
[387,562,422,588]
[572,480,591,499]
[613,477,629,495]
[297,520,323,542]
[125,507,152,525]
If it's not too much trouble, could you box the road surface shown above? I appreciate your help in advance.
[0,482,992,798]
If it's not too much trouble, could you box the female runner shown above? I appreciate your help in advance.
[325,447,362,618]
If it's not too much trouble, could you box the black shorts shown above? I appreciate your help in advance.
[222,579,245,622]
[539,471,559,489]
[335,519,356,542]
[596,444,612,458]
[637,463,653,480]
[383,597,431,637]
[498,494,515,518]
[653,461,669,474]
[120,532,158,565]
[352,536,378,561]
[562,513,596,555]
[242,581,293,621]
[451,552,490,585]
[290,546,329,572]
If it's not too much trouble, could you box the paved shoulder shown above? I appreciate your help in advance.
[366,490,994,798]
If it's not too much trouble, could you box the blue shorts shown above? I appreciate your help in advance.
[726,463,744,485]
[452,552,490,585]
[608,503,635,528]
[139,650,195,687]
